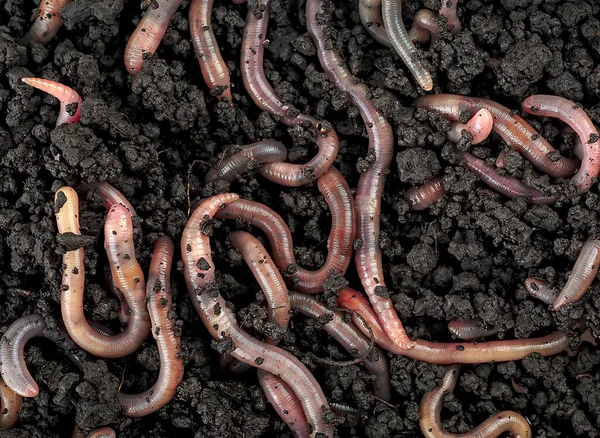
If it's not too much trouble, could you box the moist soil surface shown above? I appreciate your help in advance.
[2,0,600,436]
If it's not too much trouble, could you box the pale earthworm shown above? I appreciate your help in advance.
[205,141,288,183]
[216,166,355,294]
[522,95,600,192]
[21,77,82,126]
[407,9,437,44]
[404,176,445,211]
[358,0,390,47]
[21,0,70,44]
[553,237,600,310]
[289,292,392,402]
[447,108,494,144]
[307,0,413,350]
[337,288,569,363]
[0,377,22,430]
[189,0,233,104]
[124,0,184,74]
[181,194,333,437]
[73,427,117,438]
[118,236,184,417]
[524,278,558,305]
[55,188,151,358]
[447,319,500,341]
[420,364,532,438]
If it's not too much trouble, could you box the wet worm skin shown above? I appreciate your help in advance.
[181,194,333,437]
[447,319,500,341]
[439,0,461,34]
[124,0,184,74]
[85,181,137,217]
[118,236,184,417]
[448,108,494,145]
[0,377,22,430]
[21,0,70,44]
[419,365,532,438]
[407,9,437,44]
[189,0,233,104]
[524,278,558,305]
[523,95,600,193]
[307,0,413,351]
[358,0,390,47]
[553,238,600,310]
[337,288,569,364]
[404,176,445,211]
[205,141,288,183]
[22,77,81,126]
[77,428,116,438]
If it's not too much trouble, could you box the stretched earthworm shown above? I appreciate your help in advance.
[358,0,390,47]
[289,292,391,402]
[419,365,531,438]
[216,166,355,294]
[55,188,151,358]
[447,319,500,341]
[0,377,22,430]
[524,278,558,305]
[73,427,117,438]
[307,0,413,351]
[523,95,600,192]
[337,288,569,363]
[22,77,81,126]
[553,238,600,310]
[448,108,494,144]
[404,176,445,211]
[205,141,288,183]
[21,0,70,44]
[124,0,184,74]
[181,194,333,437]
[189,0,233,103]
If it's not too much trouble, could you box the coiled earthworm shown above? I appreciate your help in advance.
[447,319,500,341]
[0,377,22,429]
[22,77,81,126]
[524,278,558,305]
[73,427,117,438]
[181,194,333,437]
[553,237,600,310]
[21,0,70,44]
[124,0,184,74]
[419,365,531,438]
[289,292,392,402]
[358,0,390,47]
[205,141,288,183]
[448,108,494,144]
[337,288,569,363]
[407,9,438,44]
[522,95,600,192]
[216,166,355,294]
[55,188,151,358]
[189,0,233,104]
[307,0,412,351]
[404,176,445,211]
[118,236,184,417]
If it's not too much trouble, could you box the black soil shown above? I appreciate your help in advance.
[1,0,600,436]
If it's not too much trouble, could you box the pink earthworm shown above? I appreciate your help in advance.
[307,0,413,351]
[205,141,288,183]
[439,0,461,34]
[496,150,507,169]
[447,108,494,144]
[358,0,391,47]
[118,236,184,417]
[447,319,500,341]
[524,278,558,305]
[0,377,22,430]
[289,292,392,402]
[181,194,333,437]
[21,0,71,44]
[189,0,233,104]
[404,176,446,211]
[419,365,531,438]
[553,238,600,310]
[337,288,569,364]
[73,427,117,438]
[124,0,184,74]
[407,9,437,44]
[21,77,82,126]
[522,95,600,192]
[84,181,137,217]
[216,166,355,294]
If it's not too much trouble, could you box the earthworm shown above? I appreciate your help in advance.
[447,108,494,144]
[337,288,569,363]
[358,0,390,47]
[307,0,413,350]
[496,150,507,169]
[118,236,184,417]
[73,427,117,438]
[84,181,137,217]
[216,166,355,294]
[524,278,558,305]
[289,292,392,402]
[181,194,333,437]
[522,95,600,192]
[0,378,22,430]
[439,0,461,34]
[55,188,151,358]
[447,319,500,341]
[21,0,70,44]
[553,237,600,310]
[419,365,531,438]
[189,0,233,103]
[404,176,446,211]
[124,0,184,74]
[407,9,437,44]
[205,141,288,183]
[21,77,82,126]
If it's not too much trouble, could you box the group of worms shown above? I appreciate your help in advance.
[1,0,599,436]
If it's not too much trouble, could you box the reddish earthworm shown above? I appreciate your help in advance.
[21,77,82,126]
[307,0,413,350]
[447,319,500,341]
[289,292,392,402]
[522,95,600,192]
[189,0,233,104]
[404,176,445,211]
[419,365,531,438]
[553,237,600,310]
[205,141,288,183]
[524,278,558,305]
[439,0,461,34]
[358,0,390,47]
[73,427,117,438]
[55,188,151,358]
[84,181,137,217]
[124,0,184,74]
[337,288,569,363]
[496,150,507,169]
[0,378,22,430]
[21,0,70,44]
[448,108,494,144]
[181,194,333,437]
